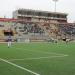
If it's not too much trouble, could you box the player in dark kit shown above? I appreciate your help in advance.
[7,35,12,48]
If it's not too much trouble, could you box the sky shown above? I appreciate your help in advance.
[0,0,75,22]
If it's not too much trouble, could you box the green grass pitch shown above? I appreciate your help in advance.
[0,42,75,75]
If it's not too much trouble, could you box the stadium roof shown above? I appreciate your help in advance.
[16,8,68,15]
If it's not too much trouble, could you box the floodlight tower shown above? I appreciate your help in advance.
[53,0,58,12]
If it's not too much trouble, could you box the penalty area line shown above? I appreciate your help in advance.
[15,47,67,56]
[0,58,40,75]
[8,55,68,61]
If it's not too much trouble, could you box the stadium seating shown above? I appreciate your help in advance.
[59,24,75,35]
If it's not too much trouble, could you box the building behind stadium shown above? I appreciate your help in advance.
[0,8,75,42]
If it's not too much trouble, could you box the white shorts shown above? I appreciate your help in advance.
[8,41,11,47]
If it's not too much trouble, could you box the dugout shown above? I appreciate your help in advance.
[4,30,13,36]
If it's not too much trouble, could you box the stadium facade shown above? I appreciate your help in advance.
[13,9,67,23]
[0,9,75,42]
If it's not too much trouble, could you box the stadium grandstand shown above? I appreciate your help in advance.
[0,8,75,42]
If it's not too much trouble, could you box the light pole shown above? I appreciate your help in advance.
[53,0,58,12]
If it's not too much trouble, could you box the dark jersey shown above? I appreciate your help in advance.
[8,36,12,42]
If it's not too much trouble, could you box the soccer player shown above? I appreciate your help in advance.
[7,35,12,48]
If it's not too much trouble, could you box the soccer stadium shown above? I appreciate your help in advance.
[0,8,75,75]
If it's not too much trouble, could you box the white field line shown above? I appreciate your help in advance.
[0,58,40,75]
[8,55,68,61]
[15,47,68,56]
